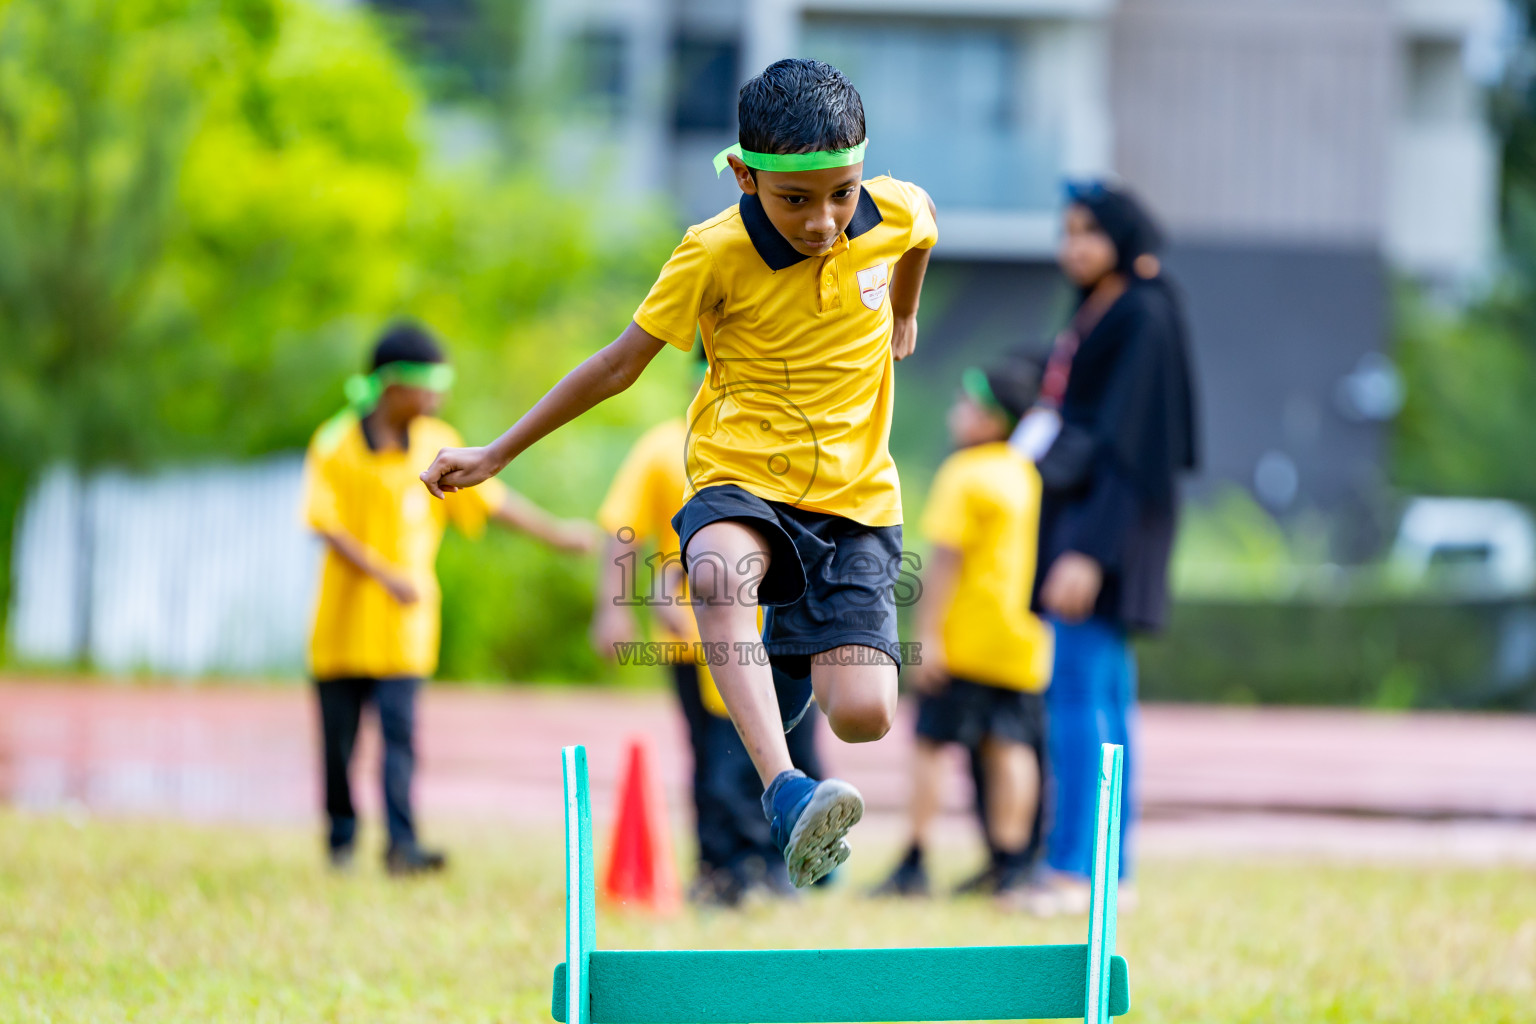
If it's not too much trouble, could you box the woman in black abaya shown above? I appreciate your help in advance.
[1013,181,1197,902]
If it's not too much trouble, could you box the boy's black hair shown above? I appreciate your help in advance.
[738,58,865,157]
[371,320,445,370]
[983,358,1041,422]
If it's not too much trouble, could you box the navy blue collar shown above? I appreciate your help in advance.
[739,187,885,271]
[359,410,410,453]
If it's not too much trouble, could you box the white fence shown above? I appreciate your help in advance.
[8,459,321,677]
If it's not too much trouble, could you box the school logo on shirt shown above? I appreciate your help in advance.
[857,263,889,310]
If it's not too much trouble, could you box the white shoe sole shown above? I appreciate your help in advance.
[783,780,863,888]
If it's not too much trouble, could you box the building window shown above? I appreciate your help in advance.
[674,36,739,132]
[573,27,627,119]
[804,16,1057,211]
[1405,37,1472,125]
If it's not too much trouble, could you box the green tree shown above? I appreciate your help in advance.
[0,0,680,675]
[1391,3,1536,505]
[0,0,421,469]
[1392,276,1536,505]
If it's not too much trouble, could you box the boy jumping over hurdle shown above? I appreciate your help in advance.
[421,58,936,886]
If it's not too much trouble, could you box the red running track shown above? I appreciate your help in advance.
[3,679,1534,861]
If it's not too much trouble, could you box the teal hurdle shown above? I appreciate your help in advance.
[552,742,1130,1023]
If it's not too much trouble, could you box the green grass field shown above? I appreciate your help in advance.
[2,811,1533,1024]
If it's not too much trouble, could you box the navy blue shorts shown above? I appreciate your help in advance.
[671,484,905,666]
[915,677,1046,750]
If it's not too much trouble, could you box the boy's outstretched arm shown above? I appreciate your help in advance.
[589,535,693,657]
[492,491,599,553]
[420,323,667,498]
[889,188,937,361]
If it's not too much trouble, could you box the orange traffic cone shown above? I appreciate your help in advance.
[602,735,680,912]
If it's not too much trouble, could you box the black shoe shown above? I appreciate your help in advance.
[328,844,356,873]
[734,854,802,901]
[762,859,802,898]
[689,867,745,908]
[709,856,801,905]
[993,854,1040,893]
[870,854,930,898]
[385,844,447,876]
[951,862,1002,896]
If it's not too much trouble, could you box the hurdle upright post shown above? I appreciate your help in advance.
[1083,742,1124,1024]
[562,745,597,1024]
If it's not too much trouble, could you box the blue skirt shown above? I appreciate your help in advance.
[1044,616,1137,879]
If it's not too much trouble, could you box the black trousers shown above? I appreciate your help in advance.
[670,663,717,868]
[965,732,1051,866]
[315,676,420,851]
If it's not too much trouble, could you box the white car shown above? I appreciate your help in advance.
[1391,497,1536,597]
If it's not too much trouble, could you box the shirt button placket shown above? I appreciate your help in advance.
[819,257,841,313]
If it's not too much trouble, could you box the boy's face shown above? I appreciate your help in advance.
[948,393,1010,447]
[380,382,444,421]
[1058,203,1118,288]
[729,156,864,257]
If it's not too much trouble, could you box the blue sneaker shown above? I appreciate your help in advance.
[763,770,863,888]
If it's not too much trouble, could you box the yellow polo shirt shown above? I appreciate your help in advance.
[597,418,688,585]
[302,412,508,679]
[596,418,729,716]
[633,175,938,527]
[920,442,1053,693]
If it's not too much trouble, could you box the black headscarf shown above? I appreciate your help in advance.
[1059,182,1198,507]
[1066,180,1164,278]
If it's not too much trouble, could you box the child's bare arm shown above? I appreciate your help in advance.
[889,187,936,361]
[315,529,418,605]
[491,491,599,553]
[654,562,695,639]
[420,323,667,498]
[590,533,640,658]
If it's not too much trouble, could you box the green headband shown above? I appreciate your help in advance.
[713,139,868,177]
[344,361,455,415]
[962,367,1018,428]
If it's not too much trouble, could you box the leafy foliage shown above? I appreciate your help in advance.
[1391,1,1536,506]
[0,0,409,467]
[1392,278,1536,505]
[0,0,682,676]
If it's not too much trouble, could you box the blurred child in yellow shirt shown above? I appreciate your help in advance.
[304,322,594,875]
[875,359,1053,906]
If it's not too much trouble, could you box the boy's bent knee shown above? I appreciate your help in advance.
[813,650,898,742]
[824,687,897,743]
